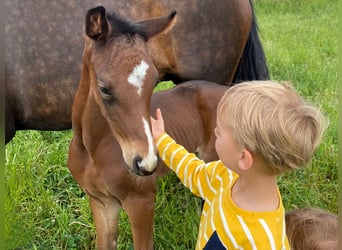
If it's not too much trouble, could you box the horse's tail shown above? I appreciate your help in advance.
[232,0,269,83]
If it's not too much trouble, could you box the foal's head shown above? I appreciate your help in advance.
[84,6,176,175]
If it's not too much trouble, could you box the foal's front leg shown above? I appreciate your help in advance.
[89,196,121,250]
[123,185,157,250]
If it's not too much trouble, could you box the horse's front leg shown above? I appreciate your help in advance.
[123,187,157,250]
[89,196,121,250]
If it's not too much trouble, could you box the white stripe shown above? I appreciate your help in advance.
[197,175,204,198]
[183,158,204,187]
[203,229,208,242]
[210,200,216,233]
[127,60,149,95]
[227,167,234,183]
[183,160,190,186]
[237,215,257,250]
[170,147,183,167]
[218,181,243,249]
[138,118,157,171]
[259,219,276,250]
[205,167,217,195]
[156,133,168,147]
[215,175,223,183]
[161,141,173,160]
[200,208,209,243]
[188,169,194,191]
[212,161,219,173]
[176,154,194,173]
[201,209,209,243]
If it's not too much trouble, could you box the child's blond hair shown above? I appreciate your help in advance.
[285,207,338,250]
[217,81,326,174]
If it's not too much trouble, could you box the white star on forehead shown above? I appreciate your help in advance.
[127,60,149,95]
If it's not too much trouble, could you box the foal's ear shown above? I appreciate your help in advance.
[136,11,177,40]
[85,6,109,41]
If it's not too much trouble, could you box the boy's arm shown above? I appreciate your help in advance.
[151,108,220,198]
[156,132,219,199]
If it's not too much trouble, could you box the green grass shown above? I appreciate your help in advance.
[5,0,338,249]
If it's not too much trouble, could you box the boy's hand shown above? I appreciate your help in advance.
[151,108,165,141]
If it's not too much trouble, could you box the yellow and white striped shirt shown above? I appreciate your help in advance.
[157,133,290,250]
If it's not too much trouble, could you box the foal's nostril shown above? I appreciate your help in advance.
[133,155,156,176]
[133,155,143,173]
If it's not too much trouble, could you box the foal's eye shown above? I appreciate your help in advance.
[99,86,111,96]
[97,80,113,100]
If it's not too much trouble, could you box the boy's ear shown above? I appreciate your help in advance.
[238,149,253,170]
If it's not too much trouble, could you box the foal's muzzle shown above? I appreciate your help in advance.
[132,155,157,176]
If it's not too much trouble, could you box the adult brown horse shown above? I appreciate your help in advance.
[5,0,268,144]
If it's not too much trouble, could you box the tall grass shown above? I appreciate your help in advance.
[5,0,338,249]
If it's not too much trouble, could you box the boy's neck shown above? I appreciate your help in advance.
[231,172,279,212]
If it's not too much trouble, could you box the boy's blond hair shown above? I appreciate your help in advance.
[217,81,326,174]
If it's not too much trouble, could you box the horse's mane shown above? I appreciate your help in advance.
[107,12,148,41]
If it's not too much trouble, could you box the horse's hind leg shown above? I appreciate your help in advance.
[123,191,157,250]
[89,196,121,250]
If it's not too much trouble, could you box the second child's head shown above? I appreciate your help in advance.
[217,81,326,175]
[285,207,338,250]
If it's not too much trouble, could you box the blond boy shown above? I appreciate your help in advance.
[151,81,326,249]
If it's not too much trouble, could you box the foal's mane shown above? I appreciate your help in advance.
[107,12,148,41]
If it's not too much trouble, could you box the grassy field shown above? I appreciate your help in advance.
[5,0,338,249]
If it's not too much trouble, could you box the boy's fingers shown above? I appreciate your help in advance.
[156,108,163,121]
[151,108,159,121]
